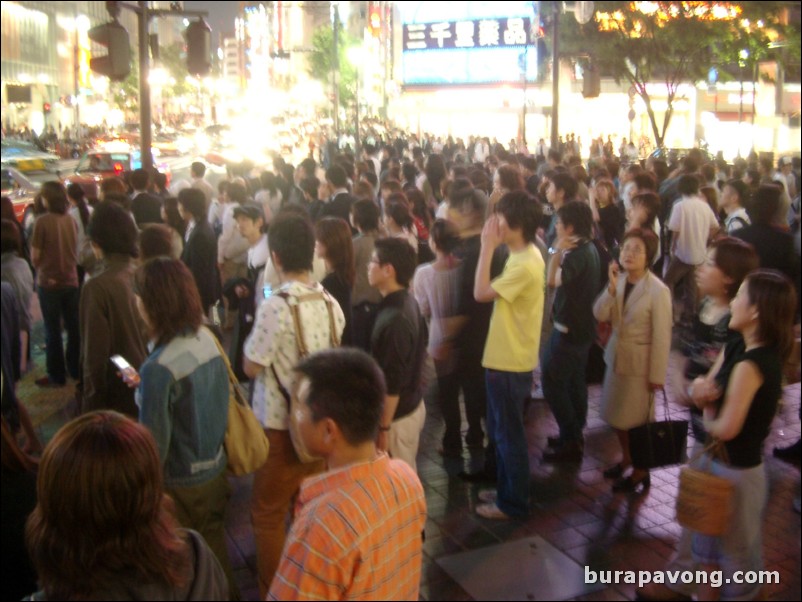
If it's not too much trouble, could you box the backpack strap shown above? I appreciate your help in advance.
[270,289,341,407]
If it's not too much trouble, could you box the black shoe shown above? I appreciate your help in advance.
[542,442,583,464]
[773,440,801,466]
[612,474,651,494]
[458,470,496,484]
[603,463,625,479]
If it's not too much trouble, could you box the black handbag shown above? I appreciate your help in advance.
[628,390,689,470]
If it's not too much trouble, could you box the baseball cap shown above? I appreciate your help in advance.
[233,203,265,222]
[780,156,792,166]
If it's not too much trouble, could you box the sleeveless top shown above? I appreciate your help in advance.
[713,342,783,468]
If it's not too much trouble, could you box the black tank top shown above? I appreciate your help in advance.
[713,344,783,468]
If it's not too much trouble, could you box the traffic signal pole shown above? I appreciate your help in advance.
[107,2,209,173]
[138,1,153,171]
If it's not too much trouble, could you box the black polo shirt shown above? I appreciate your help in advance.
[370,289,427,421]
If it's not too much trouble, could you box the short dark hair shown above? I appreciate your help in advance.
[87,202,139,257]
[550,172,578,201]
[709,237,759,299]
[402,162,418,184]
[295,348,386,445]
[374,237,417,288]
[724,179,750,207]
[386,199,413,230]
[190,161,206,177]
[268,212,315,273]
[677,174,701,196]
[139,224,176,261]
[41,181,69,214]
[177,188,206,221]
[495,190,542,244]
[153,171,167,190]
[631,191,661,230]
[557,200,594,240]
[750,184,782,225]
[325,164,348,188]
[130,168,150,191]
[632,172,657,192]
[228,181,248,204]
[299,176,320,199]
[430,219,460,254]
[299,158,316,178]
[0,219,22,255]
[351,198,380,232]
[622,227,660,265]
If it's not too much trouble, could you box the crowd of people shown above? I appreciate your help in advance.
[1,130,800,600]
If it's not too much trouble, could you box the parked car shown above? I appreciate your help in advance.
[1,138,59,173]
[1,166,40,230]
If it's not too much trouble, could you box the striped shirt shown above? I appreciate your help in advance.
[268,454,427,601]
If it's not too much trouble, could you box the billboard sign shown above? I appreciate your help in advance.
[399,1,539,86]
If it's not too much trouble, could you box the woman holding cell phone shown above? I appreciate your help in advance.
[593,228,672,494]
[119,257,237,599]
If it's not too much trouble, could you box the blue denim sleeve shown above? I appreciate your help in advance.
[137,360,175,467]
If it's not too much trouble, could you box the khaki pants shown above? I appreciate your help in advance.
[388,401,426,472]
[251,428,324,598]
[169,471,239,599]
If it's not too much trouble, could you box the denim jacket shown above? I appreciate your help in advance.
[136,328,228,488]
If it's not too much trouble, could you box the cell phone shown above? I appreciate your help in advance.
[111,355,138,384]
[110,355,132,371]
[263,284,273,299]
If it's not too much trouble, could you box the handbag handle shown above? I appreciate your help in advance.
[205,327,248,407]
[688,438,731,469]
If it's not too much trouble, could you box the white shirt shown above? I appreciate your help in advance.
[244,281,345,430]
[668,195,719,265]
[216,204,250,264]
[724,207,751,235]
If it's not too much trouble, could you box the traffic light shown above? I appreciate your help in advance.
[88,20,131,81]
[186,18,212,76]
[368,2,381,37]
[582,63,601,98]
[43,102,51,114]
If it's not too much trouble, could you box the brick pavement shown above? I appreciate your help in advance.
[26,328,801,601]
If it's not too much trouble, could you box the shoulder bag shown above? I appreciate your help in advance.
[675,440,734,536]
[628,389,689,469]
[207,328,270,476]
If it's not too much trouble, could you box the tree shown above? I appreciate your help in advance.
[560,1,800,147]
[307,23,358,115]
[159,42,195,100]
[111,59,139,116]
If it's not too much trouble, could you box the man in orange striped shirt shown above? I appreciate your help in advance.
[268,348,427,601]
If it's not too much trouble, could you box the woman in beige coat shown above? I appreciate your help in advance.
[593,228,672,494]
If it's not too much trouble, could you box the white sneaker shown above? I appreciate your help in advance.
[476,502,511,520]
[478,490,497,504]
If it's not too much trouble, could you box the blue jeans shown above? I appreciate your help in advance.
[542,330,592,445]
[486,369,532,518]
[38,286,80,384]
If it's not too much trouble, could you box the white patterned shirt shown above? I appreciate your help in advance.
[244,280,345,430]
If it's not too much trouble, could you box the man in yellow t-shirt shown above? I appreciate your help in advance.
[473,190,545,520]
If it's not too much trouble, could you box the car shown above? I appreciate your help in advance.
[1,138,59,173]
[62,149,171,201]
[1,166,40,230]
[648,147,715,165]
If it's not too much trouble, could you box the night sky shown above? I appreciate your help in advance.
[183,1,239,41]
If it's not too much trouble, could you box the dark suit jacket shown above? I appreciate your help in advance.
[131,192,163,227]
[181,221,221,311]
[320,192,357,225]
